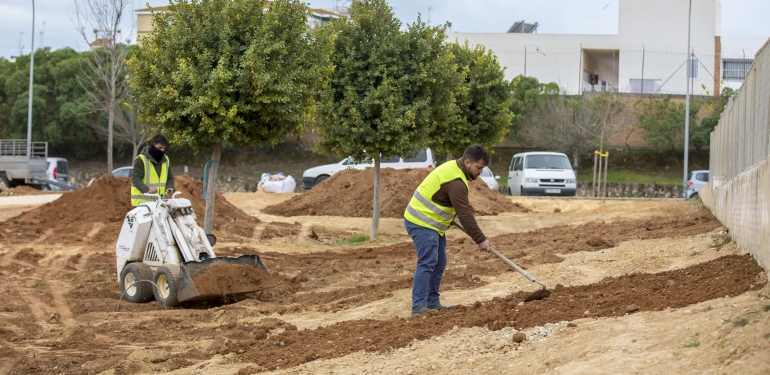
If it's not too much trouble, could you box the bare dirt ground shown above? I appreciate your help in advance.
[0,190,768,375]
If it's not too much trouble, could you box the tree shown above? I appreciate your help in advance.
[429,41,513,159]
[691,87,735,149]
[73,0,133,172]
[114,100,148,160]
[635,96,701,152]
[507,75,558,145]
[528,93,623,164]
[128,0,333,234]
[314,0,458,240]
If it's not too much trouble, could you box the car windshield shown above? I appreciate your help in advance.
[525,155,571,169]
[480,167,493,177]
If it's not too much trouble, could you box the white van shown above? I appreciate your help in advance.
[301,149,436,189]
[507,152,577,196]
[45,157,71,190]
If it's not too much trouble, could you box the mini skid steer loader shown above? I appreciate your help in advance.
[115,192,271,306]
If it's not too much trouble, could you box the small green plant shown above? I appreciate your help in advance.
[727,266,741,275]
[333,233,372,246]
[749,265,758,274]
[764,333,770,340]
[690,251,702,256]
[684,339,701,348]
[763,305,770,312]
[734,317,749,327]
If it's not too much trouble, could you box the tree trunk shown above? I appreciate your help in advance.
[371,158,381,240]
[446,151,453,161]
[131,142,139,161]
[203,142,222,235]
[107,100,114,173]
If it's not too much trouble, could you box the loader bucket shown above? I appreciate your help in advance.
[176,255,274,302]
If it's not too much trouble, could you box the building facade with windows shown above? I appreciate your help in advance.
[450,0,766,96]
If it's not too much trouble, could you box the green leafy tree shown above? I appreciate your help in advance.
[508,75,558,144]
[128,0,333,233]
[430,41,513,159]
[691,87,735,149]
[314,0,458,239]
[635,96,701,152]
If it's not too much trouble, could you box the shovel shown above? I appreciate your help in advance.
[451,219,550,302]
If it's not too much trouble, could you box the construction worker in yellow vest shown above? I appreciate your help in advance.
[130,135,175,207]
[404,144,492,318]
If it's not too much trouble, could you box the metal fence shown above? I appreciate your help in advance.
[703,38,770,270]
[0,139,48,158]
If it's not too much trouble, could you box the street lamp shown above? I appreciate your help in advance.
[682,0,692,198]
[26,0,35,171]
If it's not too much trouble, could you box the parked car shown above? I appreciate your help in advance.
[45,157,70,190]
[302,149,436,189]
[87,166,133,187]
[685,170,709,198]
[479,166,500,191]
[507,152,577,196]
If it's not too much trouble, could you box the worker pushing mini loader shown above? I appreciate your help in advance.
[115,135,272,307]
[405,144,549,317]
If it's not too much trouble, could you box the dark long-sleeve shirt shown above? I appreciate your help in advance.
[430,159,486,244]
[131,146,175,193]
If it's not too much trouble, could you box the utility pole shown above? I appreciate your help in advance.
[641,44,645,94]
[26,0,36,174]
[427,6,432,25]
[683,0,692,198]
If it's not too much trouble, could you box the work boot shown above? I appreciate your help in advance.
[427,303,457,311]
[410,306,432,317]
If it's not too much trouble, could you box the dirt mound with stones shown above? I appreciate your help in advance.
[0,174,259,245]
[0,185,60,196]
[264,168,528,218]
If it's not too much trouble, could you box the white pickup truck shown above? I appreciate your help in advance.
[0,139,49,189]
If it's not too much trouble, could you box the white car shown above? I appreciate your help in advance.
[479,167,500,190]
[45,157,70,190]
[507,152,577,196]
[685,170,709,198]
[302,149,436,189]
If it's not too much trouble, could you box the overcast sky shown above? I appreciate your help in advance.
[1,0,769,59]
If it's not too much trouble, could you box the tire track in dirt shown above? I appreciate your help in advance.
[236,254,765,371]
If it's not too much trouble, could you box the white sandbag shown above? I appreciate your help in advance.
[259,175,296,193]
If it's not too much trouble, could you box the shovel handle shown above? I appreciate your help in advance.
[452,219,547,290]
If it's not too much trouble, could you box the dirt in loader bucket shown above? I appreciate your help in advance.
[192,264,275,296]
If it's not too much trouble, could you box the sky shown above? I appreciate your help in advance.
[1,0,769,59]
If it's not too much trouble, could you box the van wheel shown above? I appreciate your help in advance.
[0,173,10,189]
[314,175,329,186]
[507,186,513,196]
[520,186,527,197]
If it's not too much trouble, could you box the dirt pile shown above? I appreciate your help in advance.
[0,174,259,245]
[264,168,527,218]
[0,186,58,196]
[192,264,274,296]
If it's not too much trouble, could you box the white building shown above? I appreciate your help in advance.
[450,0,766,95]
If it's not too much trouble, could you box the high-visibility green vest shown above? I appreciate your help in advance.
[404,161,469,235]
[130,154,169,207]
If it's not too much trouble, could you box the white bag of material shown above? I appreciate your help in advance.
[258,174,296,193]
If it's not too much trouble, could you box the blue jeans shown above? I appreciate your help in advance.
[405,219,447,308]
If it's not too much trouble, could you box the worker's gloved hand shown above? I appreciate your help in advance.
[477,239,491,253]
[147,187,158,194]
[166,188,175,196]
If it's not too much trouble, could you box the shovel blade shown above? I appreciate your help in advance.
[524,288,550,302]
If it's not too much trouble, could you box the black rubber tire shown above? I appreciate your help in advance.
[120,263,155,303]
[0,173,10,189]
[153,264,182,307]
[507,186,513,196]
[314,175,329,186]
[520,186,527,197]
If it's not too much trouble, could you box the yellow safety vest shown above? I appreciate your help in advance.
[130,154,169,207]
[404,161,469,235]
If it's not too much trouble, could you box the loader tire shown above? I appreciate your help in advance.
[153,264,182,307]
[120,263,155,303]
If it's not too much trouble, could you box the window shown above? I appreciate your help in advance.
[480,167,493,177]
[696,173,709,182]
[630,79,661,93]
[525,155,571,170]
[57,161,69,174]
[722,59,752,80]
[380,155,400,163]
[404,150,427,163]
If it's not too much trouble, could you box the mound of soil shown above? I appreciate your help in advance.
[1,174,259,245]
[192,264,274,296]
[264,168,527,218]
[0,185,59,197]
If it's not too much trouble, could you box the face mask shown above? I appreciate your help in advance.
[149,144,165,161]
